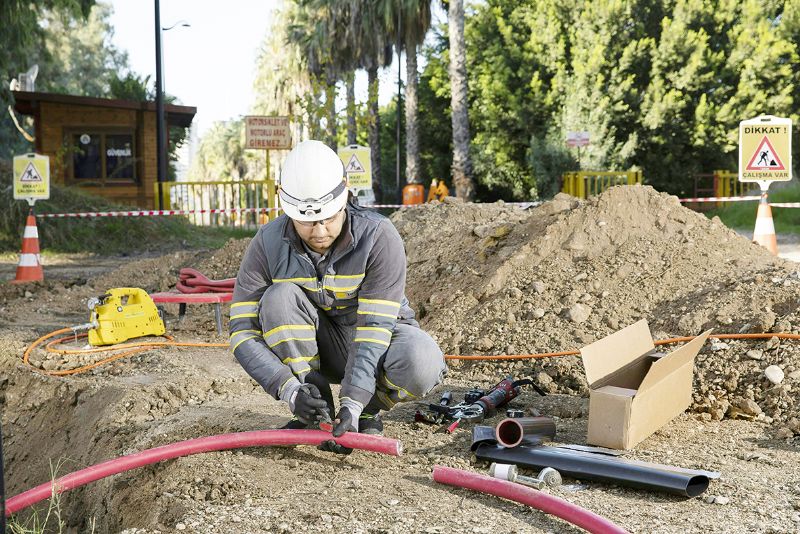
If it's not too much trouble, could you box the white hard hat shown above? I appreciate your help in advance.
[279,140,347,221]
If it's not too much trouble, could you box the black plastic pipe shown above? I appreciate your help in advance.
[474,444,717,497]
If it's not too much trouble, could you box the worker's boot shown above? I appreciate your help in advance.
[358,397,385,435]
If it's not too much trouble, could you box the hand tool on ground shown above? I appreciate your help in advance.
[416,377,545,432]
[489,463,562,489]
[86,288,165,346]
[448,377,546,424]
[414,391,454,424]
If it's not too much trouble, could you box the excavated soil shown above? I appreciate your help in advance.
[1,186,799,533]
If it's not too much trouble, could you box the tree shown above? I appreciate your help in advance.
[398,0,432,185]
[188,119,263,182]
[352,0,394,202]
[447,0,474,200]
[252,4,313,174]
[0,0,95,159]
[287,0,356,151]
[33,2,129,97]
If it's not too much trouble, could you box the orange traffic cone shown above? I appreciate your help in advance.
[11,211,44,283]
[753,194,778,256]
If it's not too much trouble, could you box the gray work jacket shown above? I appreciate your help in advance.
[229,201,414,406]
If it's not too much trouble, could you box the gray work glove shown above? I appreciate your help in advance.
[318,399,363,455]
[332,399,363,437]
[285,382,329,425]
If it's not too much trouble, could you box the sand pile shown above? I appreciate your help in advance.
[392,186,800,432]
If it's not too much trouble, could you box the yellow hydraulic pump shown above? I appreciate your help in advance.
[87,288,165,346]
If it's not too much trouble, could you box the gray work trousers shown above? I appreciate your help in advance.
[259,283,447,410]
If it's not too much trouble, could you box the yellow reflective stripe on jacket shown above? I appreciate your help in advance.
[264,324,316,348]
[355,326,392,346]
[358,298,401,319]
[278,376,296,397]
[356,310,398,319]
[358,298,401,308]
[229,329,261,339]
[231,334,259,351]
[231,301,258,309]
[381,373,417,400]
[357,326,391,335]
[231,312,258,319]
[269,336,316,349]
[281,354,319,364]
[230,329,261,348]
[263,324,315,338]
[230,302,259,319]
[273,277,317,291]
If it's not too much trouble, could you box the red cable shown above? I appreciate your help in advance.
[433,466,630,534]
[6,429,401,517]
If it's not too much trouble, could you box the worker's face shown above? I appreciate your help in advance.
[291,208,346,255]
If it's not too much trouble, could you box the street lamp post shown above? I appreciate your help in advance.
[154,0,189,210]
[154,0,166,210]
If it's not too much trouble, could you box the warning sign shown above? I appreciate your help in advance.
[739,116,792,183]
[338,145,372,191]
[746,136,785,170]
[345,154,366,173]
[13,153,50,201]
[244,116,292,150]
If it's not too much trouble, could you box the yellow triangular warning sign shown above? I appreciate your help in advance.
[746,136,785,171]
[19,162,43,182]
[345,154,365,173]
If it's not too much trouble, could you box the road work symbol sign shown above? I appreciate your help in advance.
[13,153,50,202]
[739,116,792,183]
[345,154,365,173]
[338,144,372,191]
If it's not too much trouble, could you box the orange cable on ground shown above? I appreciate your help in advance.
[23,328,800,375]
[23,328,226,376]
[444,332,800,361]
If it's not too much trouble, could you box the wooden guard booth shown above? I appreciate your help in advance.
[12,90,196,208]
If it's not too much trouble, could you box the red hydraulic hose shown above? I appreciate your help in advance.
[6,429,401,517]
[433,466,630,534]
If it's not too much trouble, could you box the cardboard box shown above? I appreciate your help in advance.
[579,319,711,450]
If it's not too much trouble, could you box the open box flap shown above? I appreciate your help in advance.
[637,329,712,394]
[580,319,655,387]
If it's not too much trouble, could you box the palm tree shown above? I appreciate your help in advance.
[286,1,346,151]
[352,0,394,202]
[448,0,474,199]
[398,1,432,185]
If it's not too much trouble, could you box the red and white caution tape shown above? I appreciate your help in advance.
[42,197,800,219]
[36,207,283,218]
[678,196,761,203]
[768,203,800,208]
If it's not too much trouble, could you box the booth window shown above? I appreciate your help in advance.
[67,130,136,184]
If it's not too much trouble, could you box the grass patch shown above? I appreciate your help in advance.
[704,183,800,233]
[1,160,255,253]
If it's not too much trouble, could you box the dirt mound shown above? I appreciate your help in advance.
[193,237,251,280]
[392,186,800,429]
[89,238,251,293]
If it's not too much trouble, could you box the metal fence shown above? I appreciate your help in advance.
[153,180,278,229]
[561,171,643,199]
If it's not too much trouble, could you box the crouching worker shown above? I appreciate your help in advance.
[229,140,447,451]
